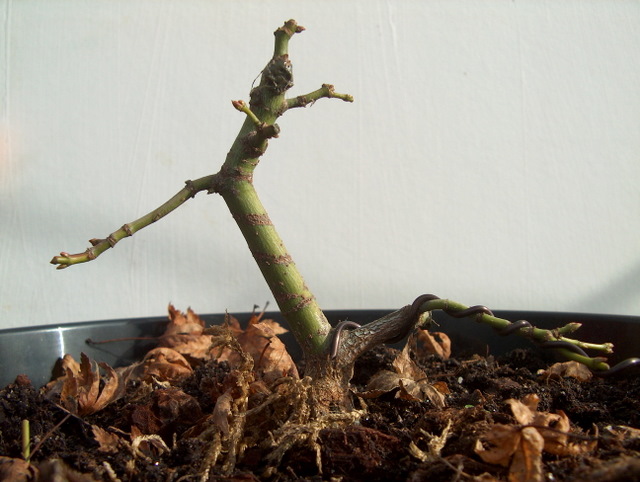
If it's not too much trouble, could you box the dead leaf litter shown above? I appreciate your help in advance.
[0,306,638,481]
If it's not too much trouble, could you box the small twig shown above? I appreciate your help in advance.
[86,336,159,345]
[28,413,72,461]
[232,100,262,126]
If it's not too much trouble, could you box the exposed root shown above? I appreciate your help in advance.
[198,323,254,476]
[192,324,367,477]
[193,323,368,477]
[262,400,366,477]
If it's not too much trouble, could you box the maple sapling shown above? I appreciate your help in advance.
[51,19,637,413]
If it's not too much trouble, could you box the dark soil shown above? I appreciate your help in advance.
[1,343,639,481]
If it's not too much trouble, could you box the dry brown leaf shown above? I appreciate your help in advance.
[216,319,298,383]
[155,387,203,426]
[159,305,216,360]
[131,434,170,461]
[397,378,445,407]
[416,330,452,359]
[431,381,451,394]
[45,354,82,394]
[224,314,244,336]
[161,305,297,384]
[133,347,193,383]
[538,409,573,455]
[165,304,206,336]
[537,361,593,381]
[392,342,427,381]
[476,393,596,481]
[358,342,446,408]
[241,321,298,381]
[508,394,596,456]
[59,353,124,416]
[362,370,405,396]
[252,317,288,335]
[130,425,144,440]
[541,410,597,456]
[94,363,124,412]
[91,425,123,453]
[509,427,545,482]
[474,425,520,466]
[130,404,162,434]
[127,387,203,439]
[507,394,539,425]
[475,424,545,482]
[59,353,81,375]
[0,456,37,481]
[161,305,246,360]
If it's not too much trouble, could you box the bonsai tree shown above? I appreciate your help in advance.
[51,19,631,417]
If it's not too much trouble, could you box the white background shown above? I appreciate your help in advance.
[1,0,639,330]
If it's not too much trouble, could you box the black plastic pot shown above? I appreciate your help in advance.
[1,310,638,388]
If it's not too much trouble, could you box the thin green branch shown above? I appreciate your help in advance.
[50,174,217,269]
[286,84,354,110]
[414,297,615,367]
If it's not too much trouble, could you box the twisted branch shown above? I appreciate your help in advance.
[333,294,639,376]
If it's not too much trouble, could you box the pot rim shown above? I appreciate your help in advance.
[1,309,638,388]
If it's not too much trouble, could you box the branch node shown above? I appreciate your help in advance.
[275,20,305,37]
[258,123,280,139]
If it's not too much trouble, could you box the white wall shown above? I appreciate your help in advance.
[1,0,639,330]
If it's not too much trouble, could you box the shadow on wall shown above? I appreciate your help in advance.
[569,259,640,315]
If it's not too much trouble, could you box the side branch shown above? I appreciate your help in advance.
[334,294,639,376]
[286,84,354,110]
[50,174,218,269]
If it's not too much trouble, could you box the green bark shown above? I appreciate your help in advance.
[208,20,338,357]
